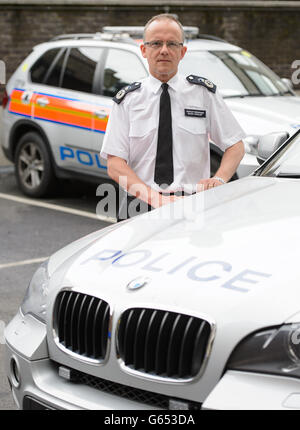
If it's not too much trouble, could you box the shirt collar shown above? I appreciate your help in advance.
[148,72,181,94]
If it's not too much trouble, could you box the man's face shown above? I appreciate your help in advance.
[140,19,187,82]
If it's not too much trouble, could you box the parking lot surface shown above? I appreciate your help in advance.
[0,165,113,409]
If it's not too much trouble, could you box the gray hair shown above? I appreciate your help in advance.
[143,13,185,43]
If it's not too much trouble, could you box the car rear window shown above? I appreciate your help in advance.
[61,47,103,93]
[102,48,147,97]
[30,48,61,84]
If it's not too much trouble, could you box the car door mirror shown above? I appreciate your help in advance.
[257,131,289,163]
[281,78,295,93]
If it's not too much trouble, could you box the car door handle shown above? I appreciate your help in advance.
[94,110,107,119]
[36,97,49,107]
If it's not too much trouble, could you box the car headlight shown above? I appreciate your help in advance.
[227,324,300,378]
[21,260,50,323]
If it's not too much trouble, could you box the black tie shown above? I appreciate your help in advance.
[154,83,174,187]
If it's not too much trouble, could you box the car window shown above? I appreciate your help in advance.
[43,48,67,87]
[102,49,147,97]
[179,49,289,98]
[30,48,61,84]
[61,47,103,93]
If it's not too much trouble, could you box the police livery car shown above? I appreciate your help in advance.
[1,26,300,197]
[4,129,300,410]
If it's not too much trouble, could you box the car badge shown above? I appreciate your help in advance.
[127,276,151,291]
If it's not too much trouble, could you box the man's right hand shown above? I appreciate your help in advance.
[150,193,184,209]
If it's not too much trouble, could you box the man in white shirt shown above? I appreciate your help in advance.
[100,13,245,219]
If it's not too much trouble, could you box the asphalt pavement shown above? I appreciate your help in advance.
[0,140,115,410]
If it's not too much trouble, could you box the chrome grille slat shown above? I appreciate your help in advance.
[77,295,88,355]
[100,302,110,357]
[64,292,76,348]
[70,293,81,351]
[166,313,183,377]
[123,309,137,365]
[92,300,102,358]
[85,297,96,357]
[144,310,162,373]
[57,291,68,343]
[155,312,174,375]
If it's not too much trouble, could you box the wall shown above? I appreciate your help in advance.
[0,0,299,91]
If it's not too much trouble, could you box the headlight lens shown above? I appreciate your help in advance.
[21,260,50,323]
[227,324,300,378]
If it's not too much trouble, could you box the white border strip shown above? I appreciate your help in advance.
[0,192,116,223]
[0,257,48,270]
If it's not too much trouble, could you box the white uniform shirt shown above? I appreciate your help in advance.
[100,73,246,193]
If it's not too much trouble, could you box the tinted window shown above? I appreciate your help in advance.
[61,47,103,93]
[30,48,61,83]
[43,49,66,87]
[179,50,289,97]
[103,49,147,97]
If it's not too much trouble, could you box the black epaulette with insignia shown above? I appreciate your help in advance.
[113,82,141,104]
[186,75,216,93]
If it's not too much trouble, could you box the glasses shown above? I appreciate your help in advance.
[144,40,184,50]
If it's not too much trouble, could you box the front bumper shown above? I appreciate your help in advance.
[5,343,161,410]
[5,311,300,410]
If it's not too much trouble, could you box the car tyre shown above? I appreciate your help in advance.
[15,132,56,197]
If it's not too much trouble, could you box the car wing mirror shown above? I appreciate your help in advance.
[281,78,296,94]
[257,131,289,164]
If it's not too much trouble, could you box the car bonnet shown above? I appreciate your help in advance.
[49,176,300,336]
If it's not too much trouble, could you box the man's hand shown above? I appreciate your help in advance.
[150,193,184,209]
[196,177,224,192]
[107,155,184,209]
[196,140,245,192]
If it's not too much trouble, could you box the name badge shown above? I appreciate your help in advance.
[185,109,206,118]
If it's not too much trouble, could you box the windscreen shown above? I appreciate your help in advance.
[179,50,289,98]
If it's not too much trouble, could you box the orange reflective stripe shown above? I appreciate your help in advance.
[34,94,92,129]
[9,89,110,133]
[9,89,32,117]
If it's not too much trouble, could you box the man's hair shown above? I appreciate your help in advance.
[143,13,185,42]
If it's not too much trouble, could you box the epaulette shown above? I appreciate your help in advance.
[113,82,141,104]
[186,75,216,93]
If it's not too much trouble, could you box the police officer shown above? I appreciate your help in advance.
[100,13,245,220]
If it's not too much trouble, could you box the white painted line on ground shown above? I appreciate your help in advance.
[0,192,116,224]
[0,257,48,270]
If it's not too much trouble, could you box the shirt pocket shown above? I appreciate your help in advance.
[177,116,207,135]
[129,116,157,163]
[129,118,157,137]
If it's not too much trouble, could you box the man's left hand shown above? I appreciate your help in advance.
[197,177,225,192]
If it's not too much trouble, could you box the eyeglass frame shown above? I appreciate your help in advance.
[143,40,184,50]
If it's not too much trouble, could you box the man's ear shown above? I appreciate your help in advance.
[180,45,187,60]
[140,43,147,58]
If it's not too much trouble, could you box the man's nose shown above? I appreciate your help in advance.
[159,43,169,54]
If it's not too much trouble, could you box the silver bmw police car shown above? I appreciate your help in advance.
[4,129,300,410]
[1,27,300,197]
